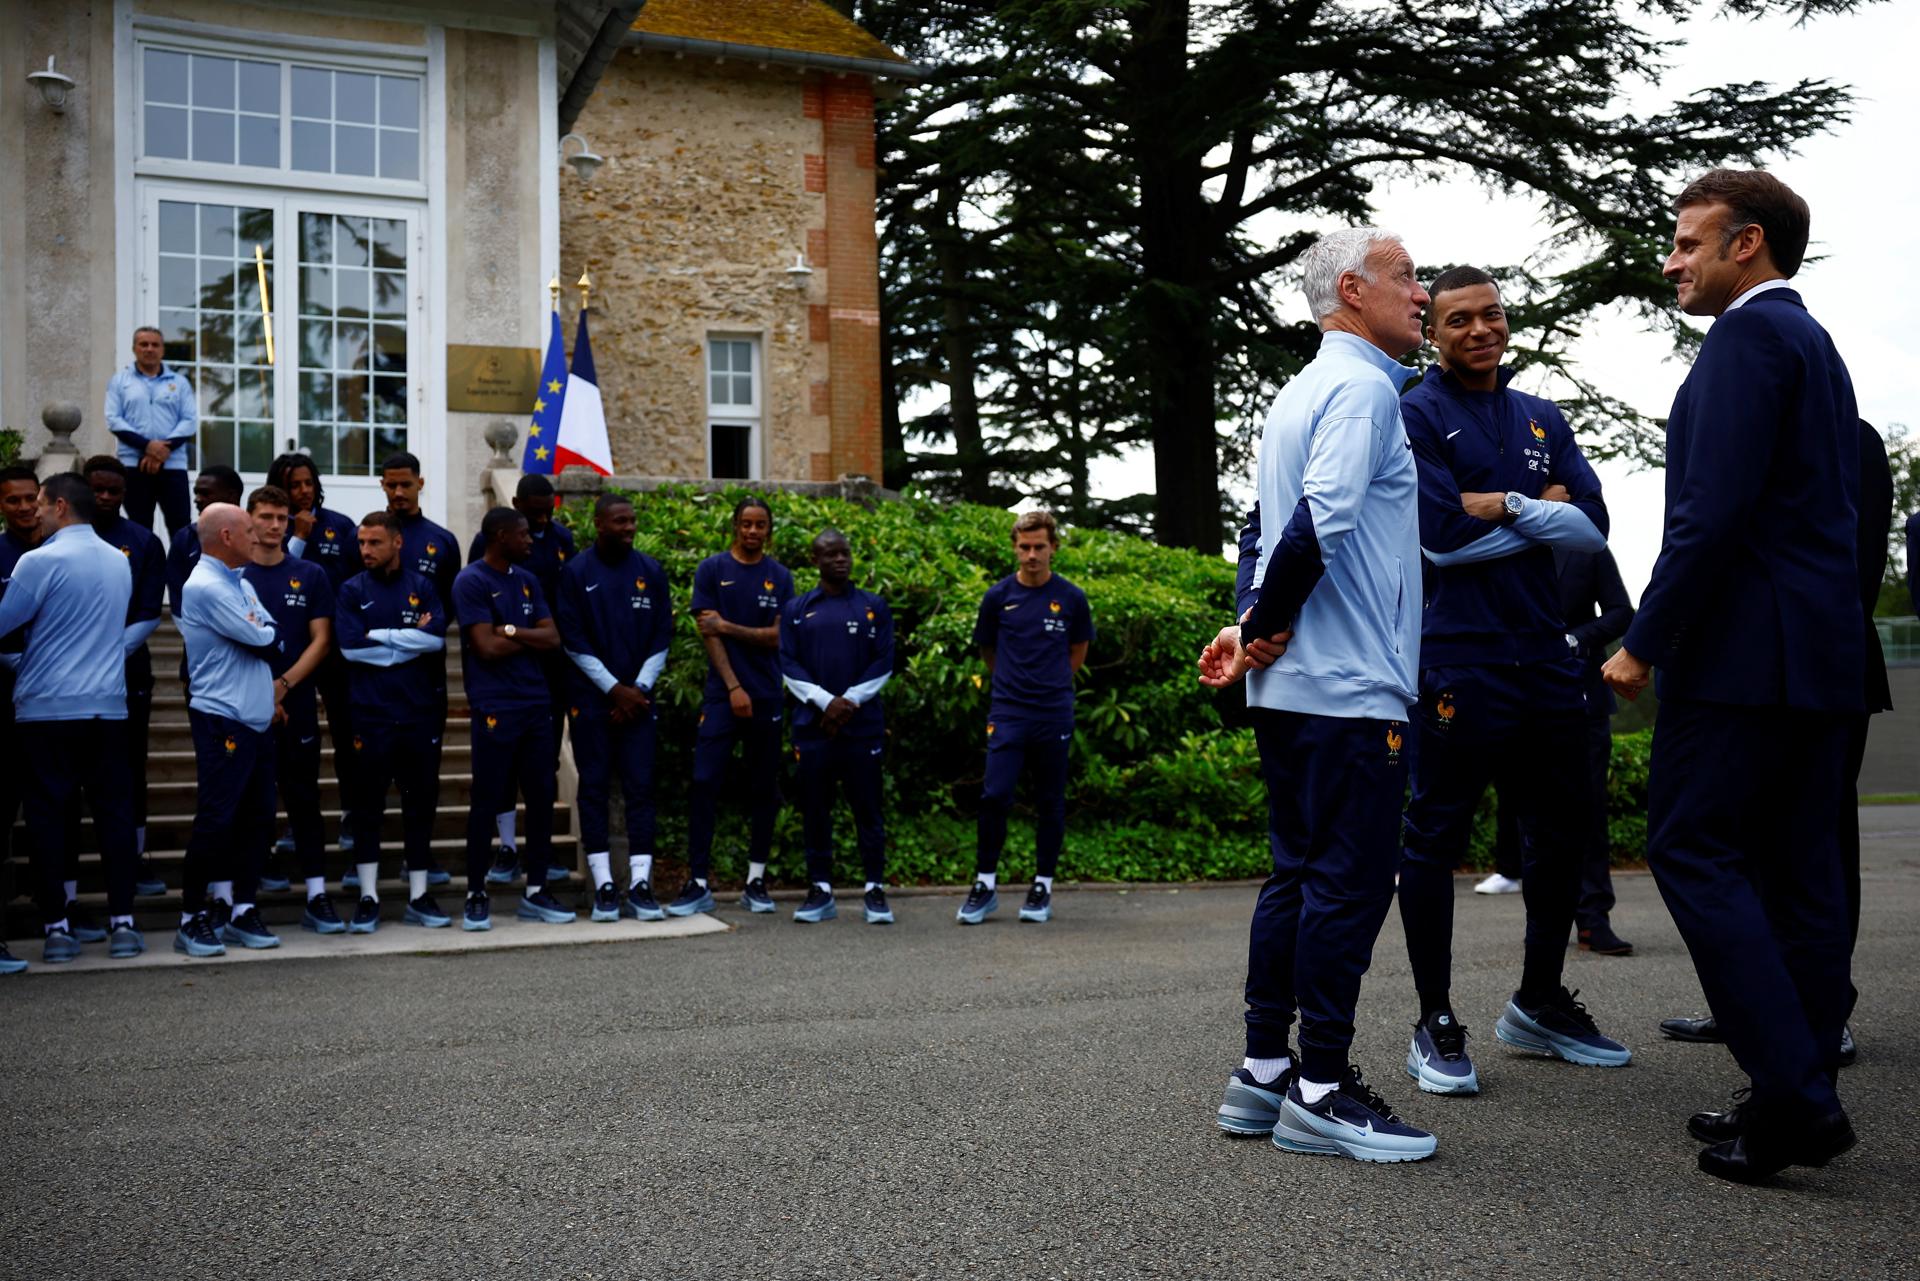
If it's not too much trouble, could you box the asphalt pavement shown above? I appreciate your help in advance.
[3,809,1916,1279]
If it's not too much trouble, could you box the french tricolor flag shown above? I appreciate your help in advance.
[554,310,613,476]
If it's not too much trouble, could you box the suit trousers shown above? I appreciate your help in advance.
[1647,698,1849,1117]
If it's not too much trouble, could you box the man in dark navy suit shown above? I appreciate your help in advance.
[1603,169,1862,1184]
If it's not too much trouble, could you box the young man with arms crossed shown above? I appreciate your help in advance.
[958,510,1092,926]
[556,493,673,921]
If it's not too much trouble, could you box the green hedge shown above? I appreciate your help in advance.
[558,486,1649,884]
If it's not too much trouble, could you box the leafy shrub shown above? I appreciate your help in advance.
[558,486,1649,884]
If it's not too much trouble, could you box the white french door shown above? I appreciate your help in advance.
[138,180,423,522]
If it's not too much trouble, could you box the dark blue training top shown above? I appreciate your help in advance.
[393,511,461,606]
[972,573,1094,720]
[0,527,33,703]
[689,551,794,704]
[164,520,201,619]
[289,505,362,590]
[780,585,894,740]
[335,566,447,724]
[452,558,553,713]
[468,519,575,608]
[244,555,336,722]
[555,543,674,710]
[1402,365,1607,668]
[96,516,166,687]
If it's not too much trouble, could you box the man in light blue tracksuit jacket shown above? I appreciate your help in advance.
[106,326,198,540]
[1201,227,1437,1165]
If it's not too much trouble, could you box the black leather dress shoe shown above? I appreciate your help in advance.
[1697,1110,1856,1184]
[1688,1089,1750,1143]
[1660,1015,1723,1042]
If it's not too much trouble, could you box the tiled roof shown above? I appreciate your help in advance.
[632,0,909,67]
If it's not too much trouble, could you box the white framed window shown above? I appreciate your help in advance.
[707,336,762,480]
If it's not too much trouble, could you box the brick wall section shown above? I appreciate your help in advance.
[817,76,883,480]
[803,153,827,193]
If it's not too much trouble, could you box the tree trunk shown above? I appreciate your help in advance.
[1128,0,1220,551]
[935,186,989,503]
[877,282,912,491]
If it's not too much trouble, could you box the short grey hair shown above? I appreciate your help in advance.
[1300,227,1402,323]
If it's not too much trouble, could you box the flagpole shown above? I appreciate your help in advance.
[548,275,560,313]
[254,244,275,366]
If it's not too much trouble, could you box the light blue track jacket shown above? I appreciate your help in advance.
[0,523,133,722]
[1244,330,1422,720]
[178,555,278,732]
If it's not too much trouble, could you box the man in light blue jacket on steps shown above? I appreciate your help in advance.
[1200,226,1435,1164]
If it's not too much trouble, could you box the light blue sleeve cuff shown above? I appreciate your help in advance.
[783,676,834,710]
[637,650,668,690]
[287,536,307,558]
[844,674,890,707]
[1509,495,1605,552]
[123,618,161,653]
[1423,526,1532,567]
[341,645,399,668]
[566,648,619,695]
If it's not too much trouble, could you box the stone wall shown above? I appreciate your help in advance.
[562,51,882,484]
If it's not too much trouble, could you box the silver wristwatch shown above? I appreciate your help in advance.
[1503,491,1526,518]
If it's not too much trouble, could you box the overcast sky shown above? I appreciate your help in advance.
[1086,0,1919,596]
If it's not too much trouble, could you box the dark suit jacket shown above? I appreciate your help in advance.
[1624,288,1864,712]
[1860,425,1892,713]
[1554,546,1634,715]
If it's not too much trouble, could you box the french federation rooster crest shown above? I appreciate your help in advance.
[1386,728,1404,761]
[1436,693,1457,723]
[763,578,775,592]
[407,593,421,608]
[1529,419,1546,441]
[1049,600,1062,614]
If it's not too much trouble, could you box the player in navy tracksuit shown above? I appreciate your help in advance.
[376,451,460,889]
[780,529,896,926]
[242,486,337,927]
[334,511,449,933]
[669,496,794,918]
[556,493,672,922]
[164,465,244,622]
[270,452,364,854]
[471,473,576,884]
[1396,267,1631,1099]
[0,465,37,974]
[959,510,1093,926]
[454,507,574,928]
[84,457,165,918]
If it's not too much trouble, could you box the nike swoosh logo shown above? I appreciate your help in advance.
[720,580,735,587]
[299,736,317,745]
[585,584,599,592]
[1446,430,1462,440]
[1003,603,1019,611]
[490,591,501,598]
[869,747,882,756]
[358,601,373,610]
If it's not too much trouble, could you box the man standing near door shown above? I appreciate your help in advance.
[106,326,197,542]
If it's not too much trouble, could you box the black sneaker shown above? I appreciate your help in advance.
[956,880,998,925]
[463,891,492,932]
[516,888,577,924]
[485,846,521,885]
[0,941,26,974]
[302,894,346,934]
[208,898,233,936]
[622,881,666,921]
[863,887,894,924]
[348,896,380,934]
[65,902,108,943]
[589,882,619,923]
[740,878,776,914]
[665,879,716,917]
[172,912,226,958]
[222,907,280,949]
[1217,1052,1298,1136]
[134,861,167,896]
[793,886,837,923]
[1018,883,1052,923]
[1496,987,1631,1067]
[1274,1065,1437,1162]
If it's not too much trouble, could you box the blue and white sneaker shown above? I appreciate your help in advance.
[546,864,573,884]
[42,930,82,964]
[666,880,716,917]
[956,881,998,925]
[740,878,776,914]
[486,847,521,885]
[1407,1010,1479,1095]
[463,891,492,932]
[347,896,380,934]
[426,863,451,887]
[302,895,346,934]
[517,889,577,924]
[274,832,296,856]
[1217,1059,1296,1136]
[0,941,27,974]
[794,887,837,923]
[341,868,361,891]
[1018,883,1052,923]
[135,862,167,897]
[257,873,292,892]
[65,904,107,944]
[404,893,451,928]
[589,883,620,923]
[223,908,280,949]
[863,887,894,925]
[1496,988,1632,1067]
[109,924,146,958]
[173,912,227,958]
[622,881,666,921]
[1273,1067,1437,1163]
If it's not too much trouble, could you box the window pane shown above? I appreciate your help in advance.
[711,424,752,480]
[146,49,190,104]
[146,105,189,159]
[198,370,233,418]
[235,314,267,366]
[335,269,369,318]
[377,130,417,180]
[299,319,333,369]
[238,205,273,248]
[197,315,233,365]
[373,376,407,423]
[159,257,197,307]
[192,109,234,165]
[336,73,377,124]
[236,421,274,472]
[370,219,407,270]
[235,369,270,419]
[729,340,750,370]
[199,421,235,468]
[336,125,375,177]
[732,373,752,405]
[291,119,329,172]
[300,213,332,264]
[234,266,260,316]
[372,271,406,319]
[337,425,371,474]
[199,205,235,259]
[335,217,370,268]
[374,426,407,464]
[378,76,419,127]
[238,115,278,167]
[198,257,235,311]
[373,324,407,373]
[337,322,370,372]
[159,202,196,253]
[299,423,334,472]
[337,375,369,423]
[291,66,329,118]
[191,55,234,109]
[710,374,729,404]
[300,266,333,317]
[238,60,278,114]
[708,342,731,374]
[158,309,196,361]
[300,372,334,419]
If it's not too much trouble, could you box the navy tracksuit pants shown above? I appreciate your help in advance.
[687,699,783,880]
[1490,712,1618,928]
[184,711,275,910]
[1398,656,1591,1006]
[1242,709,1410,1083]
[467,705,555,890]
[975,716,1072,878]
[1648,698,1850,1118]
[316,654,358,830]
[27,718,138,924]
[350,718,442,878]
[125,468,192,539]
[795,734,886,885]
[571,705,657,857]
[273,703,327,881]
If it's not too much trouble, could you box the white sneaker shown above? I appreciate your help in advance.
[1473,872,1522,895]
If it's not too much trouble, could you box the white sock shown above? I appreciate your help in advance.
[356,863,379,899]
[209,881,234,904]
[305,876,327,900]
[495,812,517,851]
[1298,1078,1339,1106]
[975,871,997,890]
[694,877,709,889]
[865,881,882,892]
[748,861,767,883]
[179,911,195,926]
[588,851,612,888]
[814,881,832,895]
[63,880,78,903]
[233,901,254,918]
[409,870,428,900]
[110,915,133,929]
[44,919,69,936]
[630,854,653,885]
[1035,875,1054,893]
[135,825,147,856]
[1243,1055,1292,1085]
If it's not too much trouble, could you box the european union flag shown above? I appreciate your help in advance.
[524,310,569,475]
